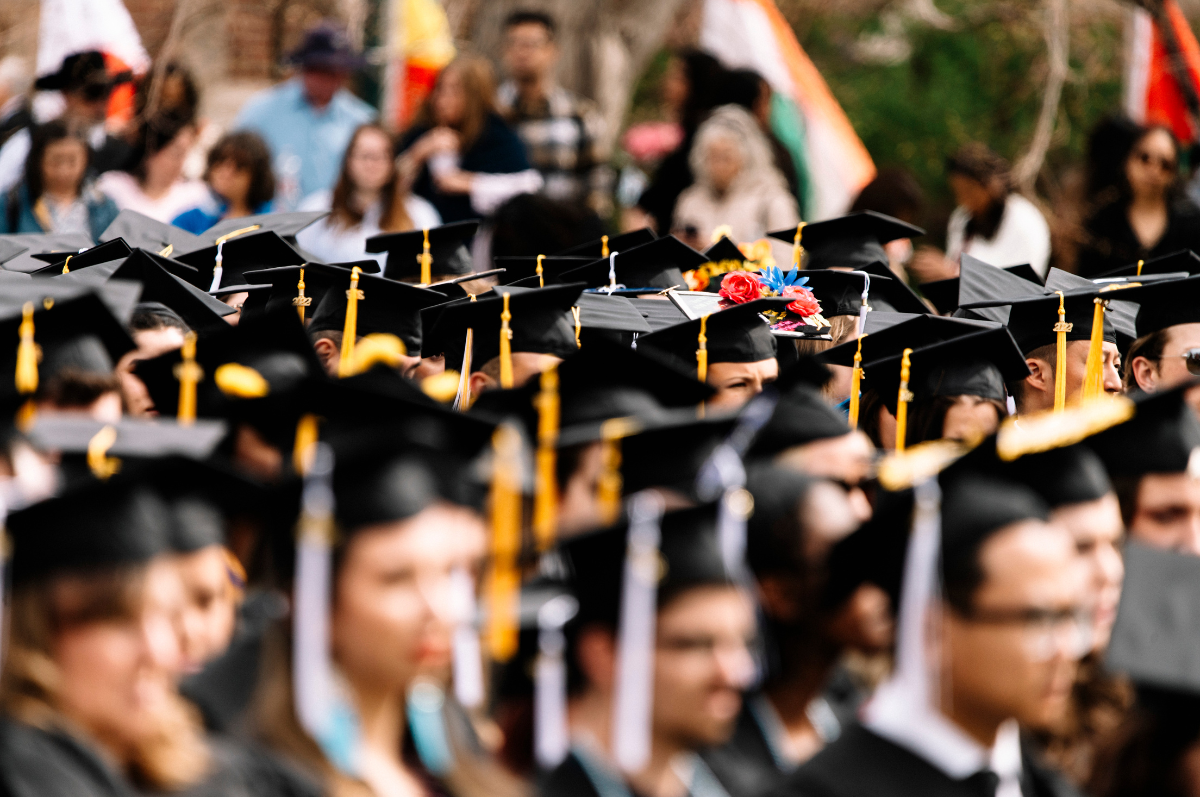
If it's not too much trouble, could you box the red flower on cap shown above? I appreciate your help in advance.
[783,285,821,317]
[718,271,763,304]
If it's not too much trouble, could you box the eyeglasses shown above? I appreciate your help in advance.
[1136,150,1177,173]
[958,605,1094,662]
[1169,348,1200,376]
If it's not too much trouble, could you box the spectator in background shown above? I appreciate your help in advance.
[2,120,119,239]
[98,112,208,222]
[397,56,540,223]
[1076,123,1200,278]
[234,21,374,211]
[719,67,803,208]
[0,51,133,196]
[849,166,925,278]
[909,142,1051,282]
[672,104,799,257]
[172,131,276,234]
[629,50,726,234]
[496,10,612,218]
[297,123,440,266]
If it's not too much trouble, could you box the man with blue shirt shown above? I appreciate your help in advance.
[234,21,375,210]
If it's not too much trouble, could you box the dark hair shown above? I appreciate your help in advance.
[943,531,988,614]
[1124,328,1171,387]
[134,63,200,127]
[22,119,90,202]
[947,142,1012,241]
[128,112,194,185]
[205,131,276,210]
[329,123,411,232]
[130,302,190,334]
[857,387,889,450]
[850,166,925,224]
[1086,114,1143,203]
[903,393,1005,448]
[676,50,727,134]
[1088,687,1200,797]
[1010,342,1055,412]
[503,10,555,37]
[413,56,497,152]
[1110,474,1141,529]
[718,68,768,111]
[1121,125,1183,205]
[489,193,604,258]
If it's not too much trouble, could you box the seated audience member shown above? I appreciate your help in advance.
[98,112,208,222]
[173,131,277,234]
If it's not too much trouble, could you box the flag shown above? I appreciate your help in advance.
[699,0,876,220]
[1124,0,1200,145]
[385,0,457,130]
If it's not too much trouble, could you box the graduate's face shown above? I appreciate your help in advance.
[52,558,186,754]
[173,546,238,672]
[332,502,486,692]
[1133,323,1200,398]
[941,395,1002,442]
[774,431,875,524]
[1129,472,1200,556]
[119,326,186,417]
[705,358,778,412]
[652,586,756,748]
[941,521,1086,738]
[1052,493,1124,651]
[1023,340,1122,413]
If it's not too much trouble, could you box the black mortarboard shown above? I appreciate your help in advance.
[573,292,653,348]
[704,237,747,264]
[797,269,874,318]
[556,236,707,293]
[307,266,448,354]
[0,239,28,268]
[241,261,379,319]
[0,232,94,272]
[100,210,207,257]
[173,230,304,292]
[1011,444,1113,509]
[26,416,227,461]
[1098,249,1200,279]
[1043,268,1138,345]
[857,263,930,314]
[366,221,479,280]
[421,284,585,371]
[636,298,788,375]
[1093,273,1200,338]
[920,261,1043,316]
[940,468,1051,551]
[1106,542,1200,695]
[494,256,592,286]
[147,457,262,552]
[862,327,1029,415]
[555,228,655,258]
[561,502,730,627]
[1085,385,1200,478]
[768,211,924,272]
[964,289,1116,355]
[748,382,852,458]
[952,253,1046,324]
[29,238,132,273]
[7,477,172,584]
[202,211,327,246]
[744,464,816,557]
[819,314,999,368]
[628,297,688,332]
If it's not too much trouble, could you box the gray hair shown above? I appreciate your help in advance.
[688,103,785,192]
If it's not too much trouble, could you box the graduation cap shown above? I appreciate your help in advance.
[100,209,206,257]
[920,262,1044,316]
[29,238,133,275]
[748,381,852,458]
[555,228,655,258]
[637,298,788,378]
[26,416,227,461]
[1043,268,1138,345]
[173,230,304,292]
[862,326,1030,418]
[573,292,652,348]
[0,232,94,272]
[146,456,264,553]
[556,236,707,293]
[0,238,28,268]
[964,288,1115,355]
[951,253,1047,324]
[7,476,173,584]
[1097,249,1200,279]
[820,314,999,368]
[797,269,875,318]
[241,261,377,320]
[704,236,748,265]
[421,284,585,379]
[1084,384,1200,479]
[627,297,688,332]
[768,211,923,273]
[1092,273,1200,339]
[494,255,592,286]
[366,220,479,282]
[307,266,453,359]
[201,210,327,246]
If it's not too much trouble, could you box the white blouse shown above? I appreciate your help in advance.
[295,190,442,267]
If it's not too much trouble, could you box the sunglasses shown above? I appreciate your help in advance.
[1171,348,1200,375]
[1136,150,1177,173]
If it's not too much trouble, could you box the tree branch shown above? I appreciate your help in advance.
[1014,0,1069,192]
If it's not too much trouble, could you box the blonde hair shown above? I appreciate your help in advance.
[0,568,210,791]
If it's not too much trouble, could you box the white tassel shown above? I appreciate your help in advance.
[852,270,872,335]
[209,241,225,292]
[612,490,665,774]
[605,252,619,293]
[293,443,336,743]
[450,567,485,709]
[535,594,579,769]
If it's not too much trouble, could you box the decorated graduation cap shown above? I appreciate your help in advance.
[202,210,327,246]
[636,297,789,379]
[29,238,132,274]
[555,228,655,259]
[1098,249,1200,279]
[556,236,707,293]
[421,283,585,386]
[366,220,479,282]
[0,231,94,272]
[1084,384,1200,479]
[100,209,206,257]
[494,255,592,286]
[174,230,304,293]
[768,211,923,273]
[7,476,174,584]
[307,265,448,361]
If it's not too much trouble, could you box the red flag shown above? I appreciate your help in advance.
[1126,0,1200,143]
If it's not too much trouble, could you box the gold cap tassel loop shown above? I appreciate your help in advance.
[894,348,914,452]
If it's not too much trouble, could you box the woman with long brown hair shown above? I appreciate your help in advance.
[397,56,540,223]
[297,123,441,266]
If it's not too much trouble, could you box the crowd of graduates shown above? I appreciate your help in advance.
[1,203,1200,797]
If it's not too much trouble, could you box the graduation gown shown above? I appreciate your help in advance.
[540,747,733,797]
[0,717,136,797]
[764,724,1082,797]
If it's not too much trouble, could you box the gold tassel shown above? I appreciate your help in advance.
[571,305,582,348]
[1136,259,1144,277]
[1080,297,1109,403]
[15,302,39,395]
[215,224,261,245]
[532,364,560,552]
[1053,291,1072,413]
[499,292,514,389]
[419,228,432,285]
[486,423,523,662]
[895,347,914,452]
[848,334,866,429]
[696,314,710,382]
[214,363,270,398]
[596,418,639,526]
[293,266,311,323]
[536,254,546,288]
[338,266,365,378]
[600,235,609,258]
[60,255,72,275]
[293,413,319,476]
[791,221,807,270]
[174,331,202,426]
[344,333,408,376]
[86,425,121,480]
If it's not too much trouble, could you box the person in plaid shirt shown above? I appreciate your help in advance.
[496,10,613,218]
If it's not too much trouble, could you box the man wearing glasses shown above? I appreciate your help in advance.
[1122,273,1200,416]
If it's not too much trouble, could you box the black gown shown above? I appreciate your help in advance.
[0,717,135,797]
[540,748,733,797]
[763,724,1082,797]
